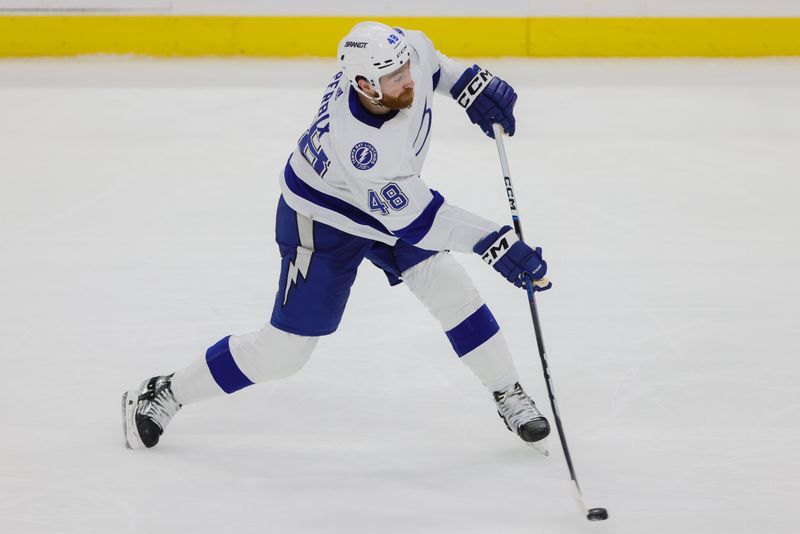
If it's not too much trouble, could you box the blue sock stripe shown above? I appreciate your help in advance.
[205,336,254,394]
[445,304,500,357]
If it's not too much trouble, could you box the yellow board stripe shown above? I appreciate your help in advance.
[1,16,799,58]
[529,18,800,57]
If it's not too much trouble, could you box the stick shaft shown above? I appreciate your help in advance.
[491,124,586,506]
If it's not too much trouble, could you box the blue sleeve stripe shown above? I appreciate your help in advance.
[284,159,393,237]
[392,190,444,245]
[205,336,254,394]
[445,304,500,357]
[432,68,441,91]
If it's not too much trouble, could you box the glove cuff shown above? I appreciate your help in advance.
[474,226,519,266]
[450,65,495,111]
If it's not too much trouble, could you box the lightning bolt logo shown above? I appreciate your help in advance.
[283,249,312,305]
[283,213,314,306]
[350,142,378,170]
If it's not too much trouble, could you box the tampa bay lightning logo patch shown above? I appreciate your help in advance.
[350,142,378,170]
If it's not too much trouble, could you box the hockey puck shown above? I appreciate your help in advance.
[587,508,609,521]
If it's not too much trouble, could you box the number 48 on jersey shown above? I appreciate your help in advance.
[368,183,408,215]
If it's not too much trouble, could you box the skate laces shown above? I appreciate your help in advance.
[494,383,543,430]
[138,375,181,431]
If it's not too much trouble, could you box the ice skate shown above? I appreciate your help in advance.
[122,374,181,449]
[493,382,551,455]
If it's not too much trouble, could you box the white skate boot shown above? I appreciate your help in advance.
[122,374,181,449]
[493,382,550,455]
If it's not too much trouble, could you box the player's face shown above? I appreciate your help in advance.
[379,61,414,109]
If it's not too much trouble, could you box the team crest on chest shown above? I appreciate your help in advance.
[350,142,378,170]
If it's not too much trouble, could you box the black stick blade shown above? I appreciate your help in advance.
[587,508,609,521]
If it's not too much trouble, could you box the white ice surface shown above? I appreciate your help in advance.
[1,57,799,533]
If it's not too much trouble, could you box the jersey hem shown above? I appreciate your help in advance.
[270,318,337,338]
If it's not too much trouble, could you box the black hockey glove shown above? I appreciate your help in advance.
[474,226,551,291]
[450,64,517,139]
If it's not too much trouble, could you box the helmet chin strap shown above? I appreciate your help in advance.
[354,83,385,107]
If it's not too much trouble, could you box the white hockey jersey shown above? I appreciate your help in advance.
[279,29,499,253]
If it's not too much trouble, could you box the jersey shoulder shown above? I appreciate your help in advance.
[399,28,438,71]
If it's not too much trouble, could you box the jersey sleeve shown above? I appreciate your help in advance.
[414,202,499,253]
[342,169,498,253]
[404,29,467,97]
[433,51,467,97]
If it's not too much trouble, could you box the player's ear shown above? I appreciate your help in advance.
[356,77,376,96]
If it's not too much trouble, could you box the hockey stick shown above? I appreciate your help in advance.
[491,123,608,522]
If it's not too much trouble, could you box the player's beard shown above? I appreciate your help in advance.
[379,87,414,110]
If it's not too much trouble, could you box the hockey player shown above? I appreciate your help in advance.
[123,22,553,452]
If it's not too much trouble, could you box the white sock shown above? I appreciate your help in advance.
[171,355,223,406]
[170,325,319,406]
[402,252,521,393]
[459,331,519,392]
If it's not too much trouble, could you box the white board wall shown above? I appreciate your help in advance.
[2,0,800,17]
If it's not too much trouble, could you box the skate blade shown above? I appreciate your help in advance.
[122,389,144,450]
[525,437,550,456]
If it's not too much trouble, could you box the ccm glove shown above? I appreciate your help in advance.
[474,226,552,291]
[450,64,517,139]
